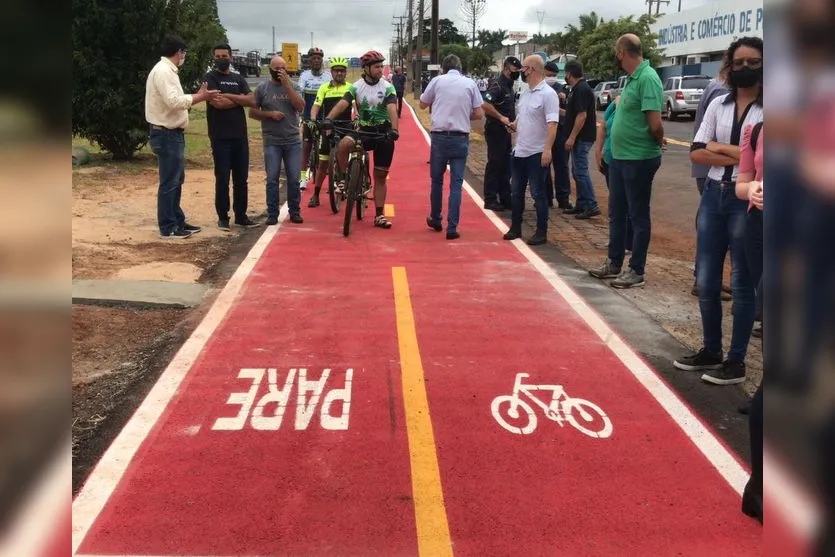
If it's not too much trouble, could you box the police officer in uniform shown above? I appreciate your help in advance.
[544,60,573,211]
[481,56,522,212]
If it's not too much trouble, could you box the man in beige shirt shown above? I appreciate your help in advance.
[145,34,219,239]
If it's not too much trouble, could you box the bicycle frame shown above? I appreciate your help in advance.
[511,373,567,422]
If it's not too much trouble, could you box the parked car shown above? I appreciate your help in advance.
[593,81,618,110]
[662,74,711,120]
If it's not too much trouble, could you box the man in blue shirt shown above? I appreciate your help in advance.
[391,66,407,117]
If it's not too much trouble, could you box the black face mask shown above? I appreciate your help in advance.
[520,70,529,83]
[509,71,520,81]
[729,67,762,89]
[270,69,282,81]
[214,58,231,71]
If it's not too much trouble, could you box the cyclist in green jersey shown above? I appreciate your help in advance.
[325,50,399,229]
[308,57,352,208]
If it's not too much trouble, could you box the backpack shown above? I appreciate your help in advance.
[750,121,763,152]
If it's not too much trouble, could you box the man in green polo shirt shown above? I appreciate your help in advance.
[589,33,664,289]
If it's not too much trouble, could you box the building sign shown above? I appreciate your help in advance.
[652,0,763,57]
[508,31,529,42]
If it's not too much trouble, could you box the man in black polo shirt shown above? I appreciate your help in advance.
[562,60,601,219]
[205,43,259,230]
[481,56,521,211]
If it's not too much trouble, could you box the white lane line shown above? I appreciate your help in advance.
[71,204,290,555]
[405,100,751,493]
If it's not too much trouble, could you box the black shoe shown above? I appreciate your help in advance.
[741,485,763,524]
[738,398,751,415]
[526,231,547,246]
[218,219,231,231]
[673,348,723,372]
[446,231,460,240]
[557,200,573,211]
[563,205,583,215]
[266,215,278,226]
[289,214,304,224]
[235,217,260,228]
[182,222,202,233]
[426,217,443,232]
[308,195,320,208]
[503,228,521,241]
[575,206,602,219]
[160,229,194,239]
[701,359,746,385]
[484,203,505,212]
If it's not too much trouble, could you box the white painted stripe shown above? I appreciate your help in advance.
[405,100,752,492]
[71,204,289,555]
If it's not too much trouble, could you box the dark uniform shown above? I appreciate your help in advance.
[483,64,518,209]
[544,63,572,209]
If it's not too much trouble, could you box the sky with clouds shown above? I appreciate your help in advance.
[217,0,717,58]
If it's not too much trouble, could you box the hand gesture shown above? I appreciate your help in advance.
[278,68,292,86]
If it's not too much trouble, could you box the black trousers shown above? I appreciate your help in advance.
[211,137,249,221]
[483,123,512,207]
[396,92,404,117]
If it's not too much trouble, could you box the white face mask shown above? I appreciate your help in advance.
[545,76,558,86]
[177,55,186,67]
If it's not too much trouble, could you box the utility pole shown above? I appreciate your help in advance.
[537,10,545,37]
[406,0,414,91]
[272,26,275,55]
[430,0,439,66]
[416,0,425,93]
[392,16,406,68]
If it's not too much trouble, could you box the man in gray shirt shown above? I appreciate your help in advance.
[250,56,306,224]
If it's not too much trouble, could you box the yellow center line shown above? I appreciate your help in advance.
[385,203,396,217]
[391,267,453,557]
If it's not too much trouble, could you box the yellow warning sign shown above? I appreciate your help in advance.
[282,43,299,73]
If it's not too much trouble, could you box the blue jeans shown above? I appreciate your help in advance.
[608,157,661,275]
[571,140,598,210]
[429,134,469,232]
[149,128,186,235]
[696,178,755,361]
[264,142,302,217]
[511,153,549,233]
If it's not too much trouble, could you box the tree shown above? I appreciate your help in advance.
[419,18,467,46]
[460,0,488,49]
[437,44,493,75]
[577,14,661,79]
[165,0,228,90]
[72,0,168,160]
[476,28,507,54]
[468,49,494,75]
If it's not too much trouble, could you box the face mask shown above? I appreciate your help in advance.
[728,67,762,89]
[214,58,231,71]
[545,76,558,86]
[178,54,186,67]
[521,70,529,83]
[509,71,520,81]
[270,69,282,81]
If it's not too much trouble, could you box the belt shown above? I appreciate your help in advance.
[150,124,184,131]
[431,130,468,137]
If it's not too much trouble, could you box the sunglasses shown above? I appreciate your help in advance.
[731,57,762,70]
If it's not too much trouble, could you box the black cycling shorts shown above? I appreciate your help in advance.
[358,124,395,169]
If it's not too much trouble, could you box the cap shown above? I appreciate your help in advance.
[544,61,559,74]
[504,56,522,69]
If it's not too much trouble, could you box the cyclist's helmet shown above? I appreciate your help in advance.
[360,50,385,67]
[330,56,349,69]
[308,47,324,57]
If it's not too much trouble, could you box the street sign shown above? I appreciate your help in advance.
[508,31,529,42]
[427,64,441,71]
[282,42,299,72]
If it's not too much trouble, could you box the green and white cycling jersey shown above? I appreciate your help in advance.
[343,78,397,127]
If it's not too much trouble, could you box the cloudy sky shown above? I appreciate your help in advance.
[217,0,716,58]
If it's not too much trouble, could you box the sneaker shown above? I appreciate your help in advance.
[484,202,505,212]
[575,206,602,220]
[217,219,231,231]
[503,228,521,241]
[182,223,202,233]
[701,359,746,385]
[160,229,193,239]
[563,206,583,215]
[289,214,304,224]
[299,171,308,191]
[266,215,279,226]
[426,217,443,232]
[557,201,573,211]
[751,325,762,339]
[308,195,320,208]
[673,348,723,371]
[235,217,260,228]
[526,231,547,245]
[589,259,622,279]
[446,231,460,240]
[610,268,645,289]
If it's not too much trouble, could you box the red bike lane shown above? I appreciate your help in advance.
[72,107,762,556]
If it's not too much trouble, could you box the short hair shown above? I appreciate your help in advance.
[564,59,583,78]
[161,34,187,57]
[214,43,232,56]
[442,54,462,73]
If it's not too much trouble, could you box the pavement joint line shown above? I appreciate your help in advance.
[71,204,291,555]
[391,266,453,557]
[404,99,751,497]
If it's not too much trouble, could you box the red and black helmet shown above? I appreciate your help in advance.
[360,50,385,67]
[308,47,324,56]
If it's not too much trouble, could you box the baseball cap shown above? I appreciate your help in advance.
[544,61,560,74]
[504,56,522,69]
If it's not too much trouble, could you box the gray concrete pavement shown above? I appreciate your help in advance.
[73,280,209,309]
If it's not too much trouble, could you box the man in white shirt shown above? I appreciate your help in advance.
[503,55,560,245]
[145,34,219,238]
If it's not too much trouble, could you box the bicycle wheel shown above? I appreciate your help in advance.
[343,159,361,237]
[564,398,613,439]
[328,156,342,214]
[307,133,319,184]
[491,395,537,435]
[356,171,366,221]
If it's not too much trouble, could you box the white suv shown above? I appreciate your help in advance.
[662,75,711,120]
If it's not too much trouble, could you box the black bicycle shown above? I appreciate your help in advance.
[323,123,392,237]
[305,121,320,189]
